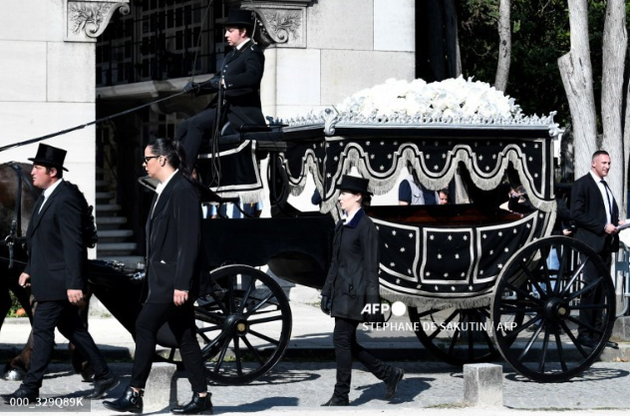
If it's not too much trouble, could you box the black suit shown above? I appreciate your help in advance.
[321,209,393,400]
[130,172,206,393]
[177,39,266,170]
[570,172,619,337]
[22,180,111,392]
[571,173,619,253]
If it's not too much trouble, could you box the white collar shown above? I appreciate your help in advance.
[155,170,178,196]
[43,178,63,199]
[589,170,605,183]
[235,39,251,51]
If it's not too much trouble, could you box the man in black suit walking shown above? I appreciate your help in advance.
[104,139,211,414]
[177,8,267,171]
[570,150,622,348]
[2,144,118,402]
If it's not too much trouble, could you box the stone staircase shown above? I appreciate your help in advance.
[95,169,143,267]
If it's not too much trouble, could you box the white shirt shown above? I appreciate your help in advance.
[152,170,178,217]
[235,39,250,51]
[590,170,613,224]
[39,178,63,212]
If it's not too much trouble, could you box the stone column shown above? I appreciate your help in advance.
[238,1,310,119]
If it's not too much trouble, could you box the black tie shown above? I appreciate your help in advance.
[601,180,613,218]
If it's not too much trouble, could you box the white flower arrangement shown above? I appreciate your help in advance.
[282,76,558,129]
[335,76,522,121]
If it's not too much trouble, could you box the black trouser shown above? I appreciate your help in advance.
[176,108,235,172]
[176,108,217,171]
[578,249,612,338]
[332,317,392,399]
[22,300,110,391]
[130,302,206,393]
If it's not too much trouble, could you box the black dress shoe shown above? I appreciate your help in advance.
[2,386,38,403]
[576,335,598,349]
[606,340,620,349]
[85,371,119,399]
[385,367,404,400]
[103,386,143,413]
[321,395,349,406]
[170,392,213,414]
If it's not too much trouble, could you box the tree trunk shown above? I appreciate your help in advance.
[426,0,447,81]
[623,82,630,219]
[494,0,511,92]
[454,34,462,77]
[601,0,627,217]
[557,0,598,177]
[443,0,459,79]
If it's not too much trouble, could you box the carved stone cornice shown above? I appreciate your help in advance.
[64,0,130,42]
[228,0,311,6]
[243,3,307,48]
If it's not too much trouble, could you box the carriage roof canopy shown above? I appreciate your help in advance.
[280,77,562,215]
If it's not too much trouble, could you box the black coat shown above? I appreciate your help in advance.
[321,209,380,321]
[143,172,202,304]
[570,173,619,254]
[200,39,266,129]
[25,180,87,302]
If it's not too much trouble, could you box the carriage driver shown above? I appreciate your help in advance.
[2,144,119,403]
[177,8,267,172]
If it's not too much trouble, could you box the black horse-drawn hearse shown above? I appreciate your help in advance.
[2,84,624,385]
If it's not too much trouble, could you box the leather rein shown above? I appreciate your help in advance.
[2,163,37,268]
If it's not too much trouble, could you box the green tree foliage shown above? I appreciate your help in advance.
[457,0,611,126]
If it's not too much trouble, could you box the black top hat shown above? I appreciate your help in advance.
[338,175,371,195]
[223,9,255,28]
[28,143,68,171]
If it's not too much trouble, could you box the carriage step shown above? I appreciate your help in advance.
[96,204,122,212]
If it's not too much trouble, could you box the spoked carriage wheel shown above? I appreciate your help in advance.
[408,306,503,365]
[492,236,616,382]
[194,265,292,385]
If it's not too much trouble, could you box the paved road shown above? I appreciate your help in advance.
[1,292,630,414]
[0,361,630,414]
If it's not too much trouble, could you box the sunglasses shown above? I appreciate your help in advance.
[143,156,159,163]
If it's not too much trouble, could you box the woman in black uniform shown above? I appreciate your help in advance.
[320,175,404,406]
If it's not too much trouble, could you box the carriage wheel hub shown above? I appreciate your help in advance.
[544,298,569,322]
[224,315,248,335]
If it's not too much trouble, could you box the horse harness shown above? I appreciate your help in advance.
[2,163,38,268]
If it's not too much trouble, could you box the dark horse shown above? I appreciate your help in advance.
[0,162,91,380]
[0,162,38,378]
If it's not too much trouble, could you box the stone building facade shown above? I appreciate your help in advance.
[0,0,129,217]
[1,0,416,261]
